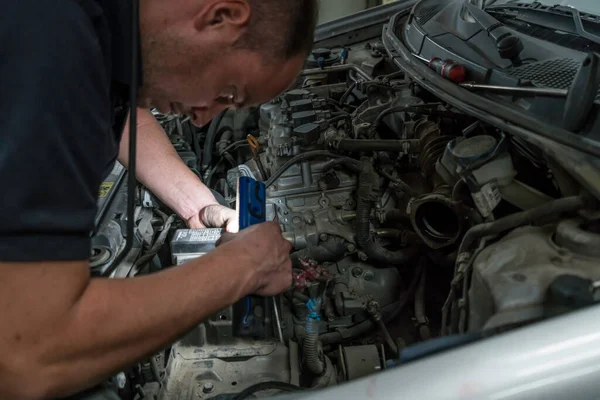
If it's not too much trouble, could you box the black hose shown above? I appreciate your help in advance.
[290,238,348,266]
[103,0,139,277]
[215,126,234,152]
[339,82,358,105]
[355,161,418,265]
[458,196,586,257]
[336,139,420,154]
[265,151,349,188]
[202,110,228,174]
[232,381,305,400]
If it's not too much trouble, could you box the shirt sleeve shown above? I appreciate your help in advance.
[0,1,114,262]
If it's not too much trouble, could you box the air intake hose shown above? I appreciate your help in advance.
[355,160,418,265]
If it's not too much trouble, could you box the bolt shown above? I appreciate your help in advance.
[358,252,368,261]
[319,233,328,242]
[203,382,215,393]
[347,243,356,252]
[364,271,374,281]
[292,216,301,224]
[352,267,363,278]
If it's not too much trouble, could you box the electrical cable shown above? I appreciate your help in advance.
[127,215,176,277]
[103,0,139,277]
[233,381,305,400]
[202,109,228,175]
[204,141,250,187]
[378,168,418,197]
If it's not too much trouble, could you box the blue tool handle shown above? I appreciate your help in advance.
[237,176,266,230]
[236,177,267,334]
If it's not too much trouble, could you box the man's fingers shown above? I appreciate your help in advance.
[199,205,236,229]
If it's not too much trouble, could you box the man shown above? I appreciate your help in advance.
[0,0,318,399]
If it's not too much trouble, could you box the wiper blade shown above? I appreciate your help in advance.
[488,1,600,45]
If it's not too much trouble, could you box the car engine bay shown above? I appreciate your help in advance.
[92,2,600,399]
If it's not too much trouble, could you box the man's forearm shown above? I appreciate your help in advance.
[0,243,256,399]
[119,108,218,222]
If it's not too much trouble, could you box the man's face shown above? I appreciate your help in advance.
[138,1,306,126]
[155,52,304,127]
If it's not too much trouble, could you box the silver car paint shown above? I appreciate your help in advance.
[300,306,600,399]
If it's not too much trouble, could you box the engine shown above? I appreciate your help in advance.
[93,43,598,400]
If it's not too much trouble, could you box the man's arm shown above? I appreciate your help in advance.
[119,109,237,230]
[0,223,292,400]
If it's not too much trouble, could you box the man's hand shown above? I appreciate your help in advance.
[120,109,233,231]
[187,204,239,232]
[218,222,293,296]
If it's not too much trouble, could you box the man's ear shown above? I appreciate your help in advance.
[193,0,251,44]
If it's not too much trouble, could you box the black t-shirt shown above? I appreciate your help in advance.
[0,0,136,262]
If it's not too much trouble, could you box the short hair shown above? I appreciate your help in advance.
[234,0,320,60]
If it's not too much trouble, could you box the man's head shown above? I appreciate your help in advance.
[138,0,319,126]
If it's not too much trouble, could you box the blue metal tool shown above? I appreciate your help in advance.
[236,176,266,230]
[236,176,275,338]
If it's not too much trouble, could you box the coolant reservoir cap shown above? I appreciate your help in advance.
[451,135,498,163]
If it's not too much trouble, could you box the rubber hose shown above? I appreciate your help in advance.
[356,196,418,265]
[216,126,234,153]
[337,139,420,154]
[458,196,586,256]
[304,318,325,375]
[290,238,347,266]
[202,110,228,173]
